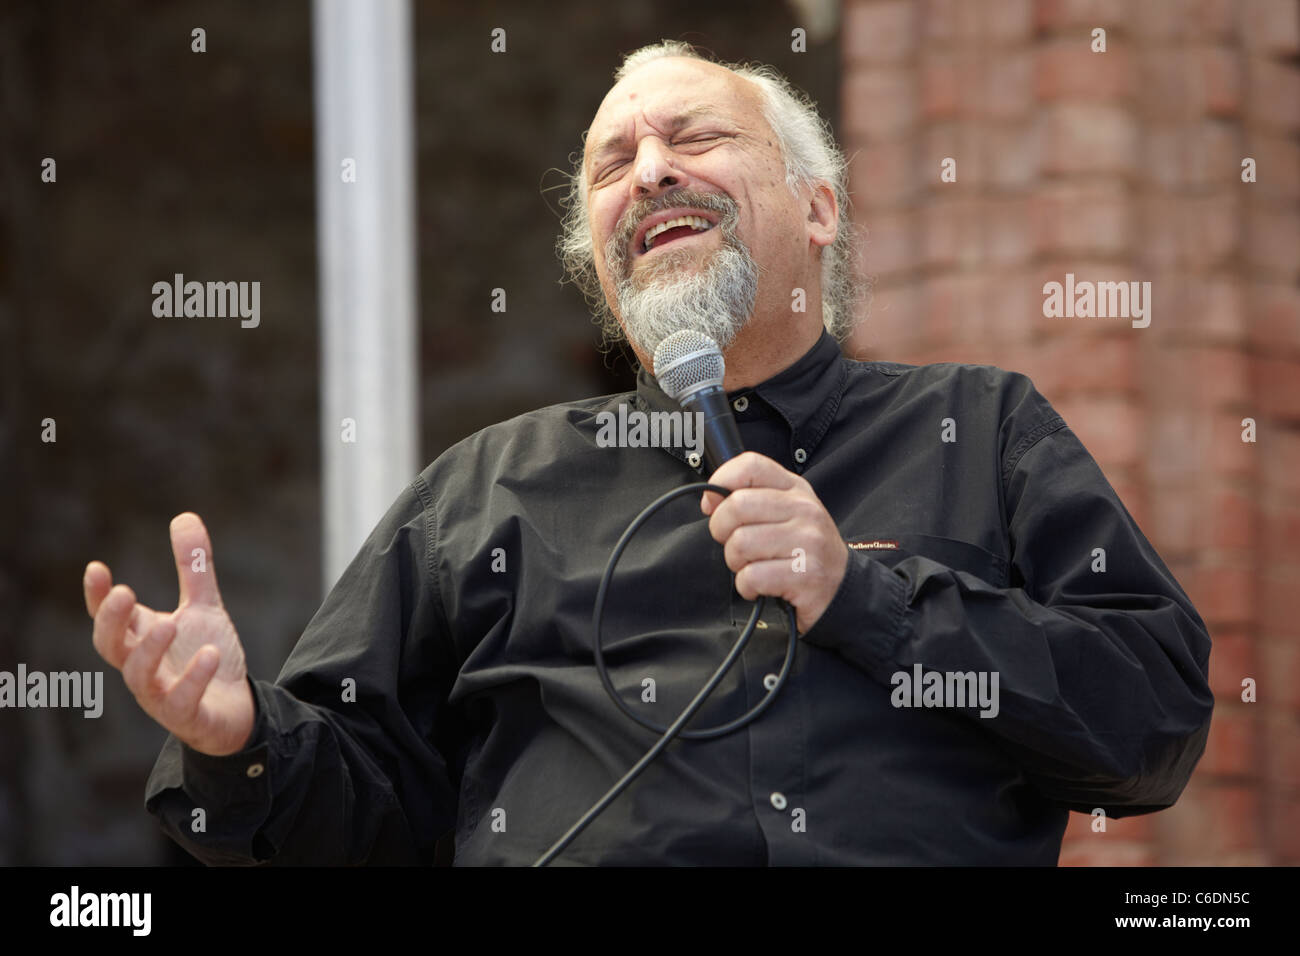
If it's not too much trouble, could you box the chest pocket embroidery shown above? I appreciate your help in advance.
[847,533,1009,589]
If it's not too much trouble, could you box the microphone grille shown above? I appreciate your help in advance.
[653,330,726,401]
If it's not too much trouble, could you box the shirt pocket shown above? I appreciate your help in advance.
[846,533,1009,589]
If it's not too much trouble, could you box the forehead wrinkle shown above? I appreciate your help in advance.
[585,104,727,170]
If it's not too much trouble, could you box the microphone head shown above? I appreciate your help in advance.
[653,330,726,403]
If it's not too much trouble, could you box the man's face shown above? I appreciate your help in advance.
[583,57,805,365]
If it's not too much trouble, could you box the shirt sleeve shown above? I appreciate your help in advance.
[143,475,464,864]
[800,385,1215,818]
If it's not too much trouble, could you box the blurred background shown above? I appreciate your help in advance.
[0,0,1295,865]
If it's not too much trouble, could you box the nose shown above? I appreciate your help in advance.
[629,138,689,201]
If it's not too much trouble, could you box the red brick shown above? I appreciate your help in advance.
[1143,346,1250,408]
[1137,196,1186,270]
[1244,57,1300,132]
[1239,0,1300,54]
[1208,631,1257,700]
[1259,498,1300,568]
[858,209,917,279]
[1259,567,1300,638]
[1199,707,1258,776]
[1032,184,1132,256]
[1149,486,1201,556]
[984,0,1035,43]
[844,67,916,141]
[1144,411,1211,485]
[1184,119,1244,188]
[1157,782,1262,862]
[980,51,1034,120]
[1038,334,1138,396]
[1242,132,1300,200]
[979,195,1032,266]
[1035,41,1133,100]
[1189,0,1237,39]
[1264,713,1300,789]
[1035,0,1130,30]
[843,0,916,65]
[1137,51,1193,118]
[1176,275,1247,347]
[1272,795,1300,862]
[1247,283,1300,356]
[1041,103,1140,175]
[922,272,986,346]
[1206,487,1256,554]
[982,123,1040,190]
[922,121,983,188]
[1245,203,1300,282]
[1196,46,1243,116]
[922,0,983,44]
[1184,561,1256,627]
[921,196,982,269]
[1053,395,1143,468]
[851,138,919,209]
[919,53,970,120]
[1261,426,1300,496]
[1258,640,1300,710]
[853,280,921,354]
[1059,841,1158,866]
[983,268,1044,344]
[1179,194,1240,269]
[1254,355,1300,421]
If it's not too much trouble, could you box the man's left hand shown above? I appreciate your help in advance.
[701,451,848,635]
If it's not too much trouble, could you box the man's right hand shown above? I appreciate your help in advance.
[85,512,255,757]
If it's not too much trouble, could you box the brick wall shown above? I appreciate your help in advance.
[840,0,1300,864]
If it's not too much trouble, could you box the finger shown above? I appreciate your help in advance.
[84,561,113,617]
[159,644,220,730]
[91,584,137,670]
[702,452,799,514]
[170,512,222,608]
[122,616,178,702]
[708,487,808,544]
[734,558,798,604]
[722,520,802,573]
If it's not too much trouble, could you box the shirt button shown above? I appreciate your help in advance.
[732,395,749,413]
[246,763,265,778]
[763,673,779,691]
[794,448,807,464]
[687,452,701,469]
[770,792,788,811]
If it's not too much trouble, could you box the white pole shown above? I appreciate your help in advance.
[312,0,419,593]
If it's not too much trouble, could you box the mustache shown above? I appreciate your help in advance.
[606,189,740,276]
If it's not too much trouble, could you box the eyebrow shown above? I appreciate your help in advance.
[586,106,727,172]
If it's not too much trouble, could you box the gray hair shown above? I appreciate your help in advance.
[557,40,867,348]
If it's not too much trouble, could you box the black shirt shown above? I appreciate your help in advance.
[144,331,1214,865]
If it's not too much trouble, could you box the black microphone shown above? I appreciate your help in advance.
[653,330,743,475]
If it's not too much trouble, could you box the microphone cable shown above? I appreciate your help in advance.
[532,481,799,867]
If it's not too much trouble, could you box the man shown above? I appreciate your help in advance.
[84,41,1214,865]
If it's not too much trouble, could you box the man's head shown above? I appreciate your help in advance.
[558,41,864,372]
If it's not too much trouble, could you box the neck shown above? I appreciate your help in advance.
[717,315,825,390]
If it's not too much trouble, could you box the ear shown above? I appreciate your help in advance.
[805,180,838,250]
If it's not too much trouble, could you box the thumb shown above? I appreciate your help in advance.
[170,512,223,607]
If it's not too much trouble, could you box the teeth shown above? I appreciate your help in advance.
[643,215,714,251]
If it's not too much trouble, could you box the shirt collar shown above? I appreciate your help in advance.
[633,329,847,469]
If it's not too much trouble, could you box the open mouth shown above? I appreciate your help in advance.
[635,215,717,257]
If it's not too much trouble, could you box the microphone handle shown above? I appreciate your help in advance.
[683,384,745,475]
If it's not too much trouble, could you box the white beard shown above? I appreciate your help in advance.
[614,239,759,361]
